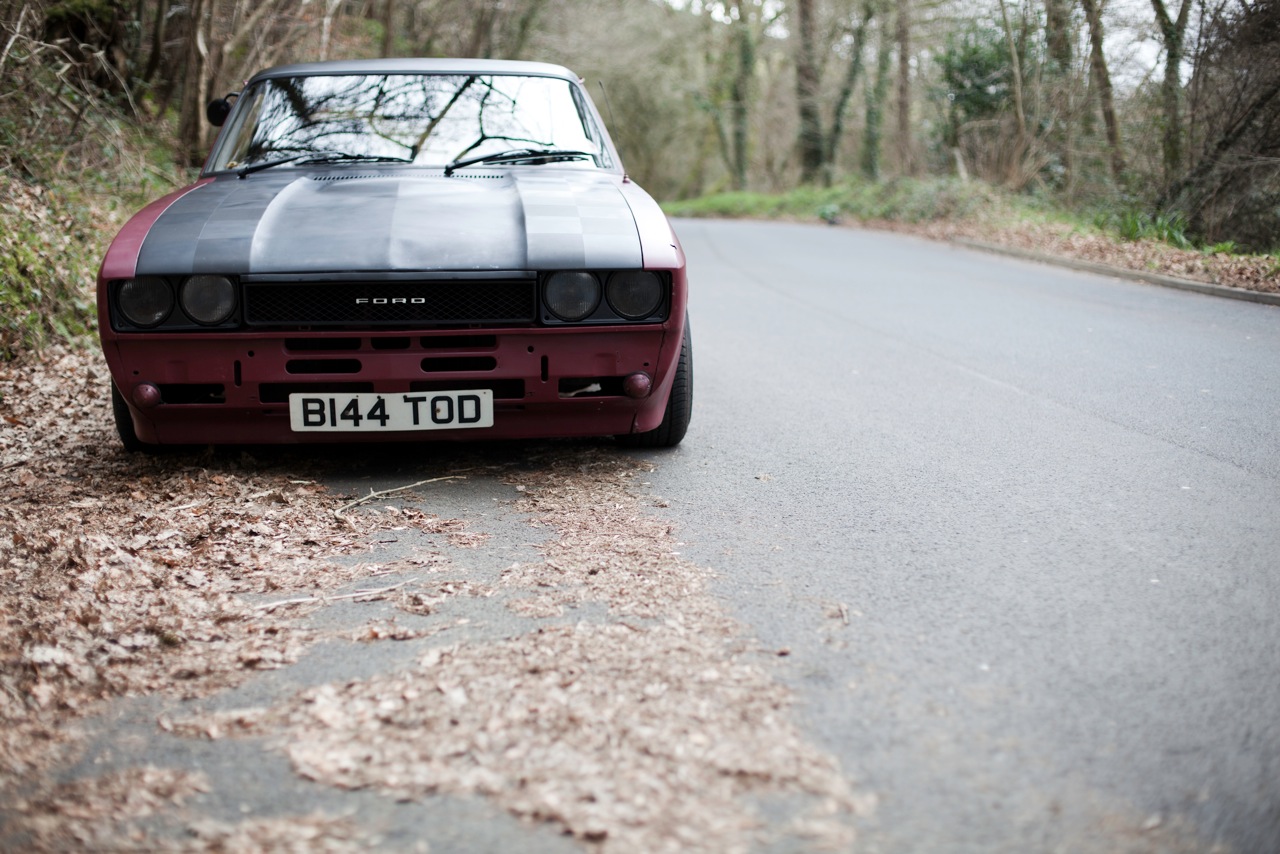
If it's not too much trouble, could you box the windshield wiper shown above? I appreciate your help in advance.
[444,148,594,176]
[237,151,412,178]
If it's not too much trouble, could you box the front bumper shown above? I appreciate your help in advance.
[101,325,679,445]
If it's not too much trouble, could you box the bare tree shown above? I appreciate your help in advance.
[728,0,757,191]
[995,0,1028,151]
[381,0,395,58]
[1149,0,1192,187]
[172,0,310,165]
[863,14,891,178]
[789,0,879,184]
[1165,0,1280,247]
[823,0,875,179]
[1043,0,1073,189]
[895,0,913,174]
[1081,0,1125,184]
[793,0,826,182]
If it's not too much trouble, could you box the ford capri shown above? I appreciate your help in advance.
[97,58,691,451]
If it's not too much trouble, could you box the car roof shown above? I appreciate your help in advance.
[246,58,579,85]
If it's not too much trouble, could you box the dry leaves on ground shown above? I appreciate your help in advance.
[883,218,1280,294]
[11,767,208,851]
[2,348,865,852]
[0,347,399,778]
[259,453,862,853]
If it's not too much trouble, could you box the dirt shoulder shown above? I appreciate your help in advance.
[867,217,1280,296]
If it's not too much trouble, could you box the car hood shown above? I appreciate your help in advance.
[133,169,644,275]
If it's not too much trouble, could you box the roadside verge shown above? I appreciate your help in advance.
[953,238,1280,307]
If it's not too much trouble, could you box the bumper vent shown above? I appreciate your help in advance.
[243,279,537,328]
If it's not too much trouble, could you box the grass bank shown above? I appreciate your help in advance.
[663,177,1010,226]
[0,159,186,362]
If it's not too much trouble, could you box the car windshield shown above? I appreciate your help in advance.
[206,72,612,173]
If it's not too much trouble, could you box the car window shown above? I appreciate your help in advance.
[206,73,612,172]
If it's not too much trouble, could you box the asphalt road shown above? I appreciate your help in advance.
[652,218,1280,852]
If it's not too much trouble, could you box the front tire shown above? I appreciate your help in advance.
[111,382,158,454]
[617,319,692,449]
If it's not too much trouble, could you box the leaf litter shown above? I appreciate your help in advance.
[1,347,864,851]
[0,347,423,848]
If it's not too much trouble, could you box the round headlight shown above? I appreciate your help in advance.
[606,271,663,320]
[179,275,237,325]
[544,271,601,322]
[117,277,173,328]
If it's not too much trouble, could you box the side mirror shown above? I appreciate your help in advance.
[205,93,238,127]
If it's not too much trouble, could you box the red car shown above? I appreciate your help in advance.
[98,58,691,451]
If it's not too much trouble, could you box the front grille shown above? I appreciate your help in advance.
[243,280,537,328]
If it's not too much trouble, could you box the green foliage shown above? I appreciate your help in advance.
[938,26,1012,139]
[0,37,186,361]
[45,0,125,24]
[663,187,845,219]
[1103,209,1193,249]
[0,181,100,360]
[665,177,1004,225]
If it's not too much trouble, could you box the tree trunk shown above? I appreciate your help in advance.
[1150,0,1192,188]
[1044,0,1072,70]
[823,1,874,181]
[996,0,1028,152]
[1162,75,1280,210]
[894,0,912,174]
[142,0,170,85]
[466,2,497,58]
[793,0,825,183]
[729,0,755,191]
[507,0,548,58]
[319,0,340,60]
[1082,0,1125,184]
[176,0,213,167]
[381,0,395,57]
[862,18,891,179]
[1043,0,1073,190]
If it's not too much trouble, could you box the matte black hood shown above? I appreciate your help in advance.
[135,169,644,275]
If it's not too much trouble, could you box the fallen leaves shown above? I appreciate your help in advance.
[279,621,855,852]
[0,347,384,779]
[258,450,861,852]
[10,767,209,851]
[1,348,864,852]
[881,218,1280,294]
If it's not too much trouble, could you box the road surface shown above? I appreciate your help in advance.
[656,218,1280,852]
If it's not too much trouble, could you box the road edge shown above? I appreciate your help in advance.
[952,238,1280,307]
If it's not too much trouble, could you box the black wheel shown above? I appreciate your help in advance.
[617,318,692,449]
[111,382,158,453]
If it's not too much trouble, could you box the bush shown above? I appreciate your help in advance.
[1104,209,1193,249]
[0,179,102,360]
[0,19,187,361]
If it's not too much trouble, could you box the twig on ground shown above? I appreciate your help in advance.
[255,582,408,614]
[334,476,465,519]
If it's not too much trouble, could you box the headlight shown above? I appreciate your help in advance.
[544,271,600,322]
[606,271,663,320]
[117,277,173,327]
[179,275,237,325]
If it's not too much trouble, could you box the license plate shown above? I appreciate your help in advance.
[288,390,494,432]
